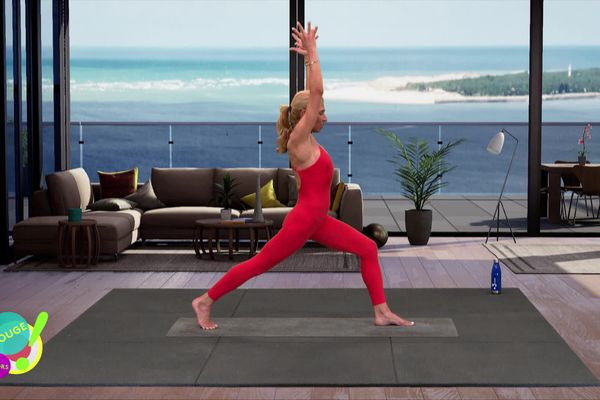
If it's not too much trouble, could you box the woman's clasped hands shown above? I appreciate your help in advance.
[290,21,319,56]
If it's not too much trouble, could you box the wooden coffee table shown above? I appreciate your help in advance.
[193,218,274,260]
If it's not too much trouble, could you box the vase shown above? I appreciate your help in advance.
[405,209,432,245]
[220,208,232,220]
[578,155,587,165]
[252,174,264,222]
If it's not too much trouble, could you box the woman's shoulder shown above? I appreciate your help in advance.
[288,137,319,166]
[288,136,316,153]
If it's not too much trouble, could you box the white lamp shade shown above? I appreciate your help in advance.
[487,131,505,155]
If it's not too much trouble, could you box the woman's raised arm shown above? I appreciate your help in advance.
[289,21,323,141]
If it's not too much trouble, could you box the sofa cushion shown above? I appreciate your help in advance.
[89,198,137,212]
[46,168,94,215]
[141,207,241,230]
[13,210,141,243]
[13,212,140,256]
[287,174,298,207]
[13,216,66,243]
[97,167,138,198]
[276,169,292,205]
[151,168,214,206]
[81,209,142,239]
[215,168,278,207]
[240,179,285,208]
[124,180,166,210]
[32,190,52,217]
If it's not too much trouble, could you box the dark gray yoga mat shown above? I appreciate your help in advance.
[167,317,458,337]
[1,288,598,387]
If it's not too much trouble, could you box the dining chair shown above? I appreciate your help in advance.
[569,165,600,224]
[554,160,591,220]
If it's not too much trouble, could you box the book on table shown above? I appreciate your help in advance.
[222,217,254,224]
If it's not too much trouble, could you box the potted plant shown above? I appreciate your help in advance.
[578,123,592,165]
[378,129,464,245]
[214,173,240,220]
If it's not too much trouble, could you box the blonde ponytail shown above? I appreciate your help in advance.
[275,105,292,154]
[274,90,310,154]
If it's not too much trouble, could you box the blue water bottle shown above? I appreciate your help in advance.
[491,258,502,295]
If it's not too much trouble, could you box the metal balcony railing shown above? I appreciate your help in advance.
[54,121,598,195]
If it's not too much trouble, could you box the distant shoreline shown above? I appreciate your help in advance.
[324,70,600,105]
[399,68,600,104]
[435,91,600,104]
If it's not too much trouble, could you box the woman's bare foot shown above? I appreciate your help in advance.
[373,303,415,327]
[191,293,218,330]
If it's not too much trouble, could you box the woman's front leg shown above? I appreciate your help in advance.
[309,215,415,326]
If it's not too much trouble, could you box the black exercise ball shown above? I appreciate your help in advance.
[362,223,388,248]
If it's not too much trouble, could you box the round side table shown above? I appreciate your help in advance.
[57,219,100,268]
[194,218,274,260]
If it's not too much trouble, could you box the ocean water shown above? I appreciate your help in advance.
[22,46,600,194]
[39,45,600,122]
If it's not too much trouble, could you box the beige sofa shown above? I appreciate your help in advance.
[13,166,364,259]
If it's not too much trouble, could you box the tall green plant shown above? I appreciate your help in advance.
[377,129,465,211]
[214,173,240,209]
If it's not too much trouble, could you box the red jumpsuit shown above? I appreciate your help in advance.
[207,144,386,306]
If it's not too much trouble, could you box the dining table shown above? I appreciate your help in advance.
[540,163,600,224]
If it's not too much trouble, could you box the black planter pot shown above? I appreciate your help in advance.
[405,209,433,245]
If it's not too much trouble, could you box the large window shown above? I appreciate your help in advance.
[540,0,600,231]
[306,0,530,124]
[5,0,15,231]
[542,1,600,161]
[69,0,289,122]
[69,0,290,180]
[19,0,27,216]
[41,0,53,175]
[306,0,530,194]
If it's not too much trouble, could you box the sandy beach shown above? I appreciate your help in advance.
[324,72,600,105]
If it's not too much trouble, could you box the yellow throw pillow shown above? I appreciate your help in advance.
[241,179,286,208]
[330,182,346,213]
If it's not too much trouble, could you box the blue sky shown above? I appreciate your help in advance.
[64,0,600,48]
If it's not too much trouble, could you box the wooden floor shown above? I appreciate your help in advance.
[1,236,600,400]
[364,195,600,234]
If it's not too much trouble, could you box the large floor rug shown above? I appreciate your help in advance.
[6,244,360,272]
[1,288,598,387]
[484,243,600,274]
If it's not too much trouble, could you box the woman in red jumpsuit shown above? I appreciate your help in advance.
[192,22,415,330]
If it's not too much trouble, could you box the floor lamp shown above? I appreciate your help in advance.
[485,128,517,244]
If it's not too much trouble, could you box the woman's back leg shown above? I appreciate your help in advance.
[309,215,386,306]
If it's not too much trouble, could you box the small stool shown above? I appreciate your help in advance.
[57,219,100,267]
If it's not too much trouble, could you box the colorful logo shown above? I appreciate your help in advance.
[0,311,48,377]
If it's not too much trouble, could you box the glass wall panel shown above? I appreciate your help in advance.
[41,0,53,174]
[19,0,28,217]
[69,0,289,178]
[6,0,15,231]
[542,0,600,231]
[307,0,530,232]
[76,124,169,182]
